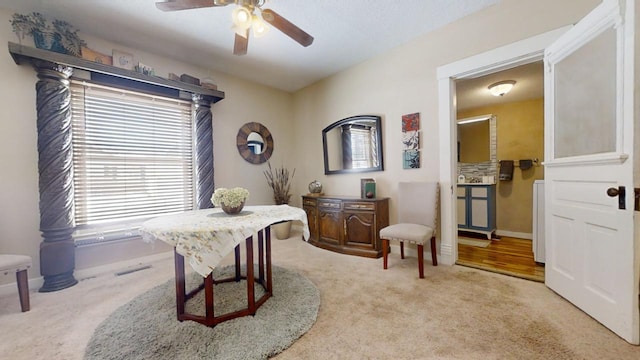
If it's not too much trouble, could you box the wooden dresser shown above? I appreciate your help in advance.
[302,195,389,258]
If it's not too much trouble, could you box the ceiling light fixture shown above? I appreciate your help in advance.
[232,5,254,37]
[457,114,492,124]
[251,14,270,38]
[488,80,516,97]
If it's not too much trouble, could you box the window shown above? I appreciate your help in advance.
[70,81,194,244]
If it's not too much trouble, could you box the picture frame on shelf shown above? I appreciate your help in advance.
[112,49,133,70]
[134,62,154,76]
[360,178,375,199]
[81,47,112,65]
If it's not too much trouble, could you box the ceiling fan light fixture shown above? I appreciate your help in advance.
[488,80,516,97]
[232,6,253,30]
[251,14,270,38]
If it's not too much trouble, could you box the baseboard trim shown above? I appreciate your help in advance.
[496,230,532,240]
[0,251,173,297]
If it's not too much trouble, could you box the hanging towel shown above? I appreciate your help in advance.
[519,159,533,170]
[499,160,514,181]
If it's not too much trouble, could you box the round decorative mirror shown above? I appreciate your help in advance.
[237,122,273,164]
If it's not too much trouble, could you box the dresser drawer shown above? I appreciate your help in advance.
[319,200,342,210]
[303,198,317,207]
[343,202,375,211]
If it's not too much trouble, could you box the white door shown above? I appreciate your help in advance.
[544,0,638,344]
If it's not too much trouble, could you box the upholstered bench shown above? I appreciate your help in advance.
[0,254,32,312]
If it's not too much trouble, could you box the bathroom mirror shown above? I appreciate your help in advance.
[237,122,273,164]
[322,115,384,175]
[457,115,491,163]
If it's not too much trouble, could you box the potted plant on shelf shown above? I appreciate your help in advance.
[264,162,296,239]
[10,12,86,56]
[53,19,87,56]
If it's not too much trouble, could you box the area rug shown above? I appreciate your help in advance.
[458,237,491,248]
[84,265,320,360]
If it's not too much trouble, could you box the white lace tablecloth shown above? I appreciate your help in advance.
[140,205,309,277]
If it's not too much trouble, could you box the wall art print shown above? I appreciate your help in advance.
[402,112,420,132]
[401,112,420,169]
[403,150,420,169]
[402,130,419,150]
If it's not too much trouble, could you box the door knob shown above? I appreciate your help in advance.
[607,186,626,210]
[607,187,620,197]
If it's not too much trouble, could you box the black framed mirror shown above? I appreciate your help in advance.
[322,115,383,175]
[237,122,273,164]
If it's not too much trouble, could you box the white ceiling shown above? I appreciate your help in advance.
[0,0,501,93]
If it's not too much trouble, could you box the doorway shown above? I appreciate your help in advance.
[435,26,571,268]
[454,62,545,281]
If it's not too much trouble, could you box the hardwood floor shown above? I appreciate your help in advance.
[456,234,545,282]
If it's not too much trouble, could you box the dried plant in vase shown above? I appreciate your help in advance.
[263,162,295,205]
[264,162,296,239]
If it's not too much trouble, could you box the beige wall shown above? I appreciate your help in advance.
[0,8,294,282]
[458,98,544,234]
[0,0,601,284]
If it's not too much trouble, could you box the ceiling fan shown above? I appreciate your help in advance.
[155,0,314,56]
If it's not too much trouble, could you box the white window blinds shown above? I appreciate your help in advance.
[70,81,194,228]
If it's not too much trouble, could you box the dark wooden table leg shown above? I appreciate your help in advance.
[266,226,273,295]
[174,249,186,320]
[258,229,265,284]
[245,236,255,314]
[205,273,214,322]
[417,244,425,279]
[234,244,241,281]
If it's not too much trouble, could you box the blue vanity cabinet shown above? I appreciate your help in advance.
[457,184,496,239]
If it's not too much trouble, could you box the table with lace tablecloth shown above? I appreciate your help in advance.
[139,205,310,326]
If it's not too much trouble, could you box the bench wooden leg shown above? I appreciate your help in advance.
[400,242,405,259]
[382,239,389,270]
[16,269,30,312]
[430,236,438,266]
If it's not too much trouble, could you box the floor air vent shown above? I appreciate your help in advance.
[115,265,152,276]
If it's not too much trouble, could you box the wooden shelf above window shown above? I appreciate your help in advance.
[8,42,224,103]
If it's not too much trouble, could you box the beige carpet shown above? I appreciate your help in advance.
[457,237,491,248]
[1,227,639,359]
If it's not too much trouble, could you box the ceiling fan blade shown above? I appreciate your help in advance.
[233,31,249,56]
[155,0,226,12]
[261,9,314,47]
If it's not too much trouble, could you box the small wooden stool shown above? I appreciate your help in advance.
[0,254,32,312]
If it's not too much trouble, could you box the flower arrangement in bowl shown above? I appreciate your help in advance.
[211,187,249,215]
